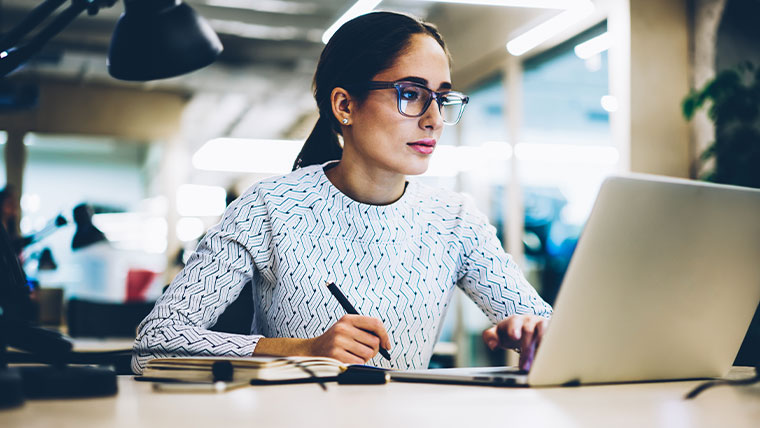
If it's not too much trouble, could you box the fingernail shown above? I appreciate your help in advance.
[487,340,497,350]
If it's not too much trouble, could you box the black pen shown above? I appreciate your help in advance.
[325,281,392,361]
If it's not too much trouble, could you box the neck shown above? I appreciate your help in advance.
[324,154,407,206]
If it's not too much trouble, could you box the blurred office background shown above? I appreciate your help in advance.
[1,0,758,366]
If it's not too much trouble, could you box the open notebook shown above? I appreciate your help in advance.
[140,356,348,384]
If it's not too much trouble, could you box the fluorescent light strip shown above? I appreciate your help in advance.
[193,138,304,174]
[417,0,571,8]
[205,0,319,14]
[322,0,382,44]
[506,0,594,56]
[574,32,610,59]
[209,19,309,41]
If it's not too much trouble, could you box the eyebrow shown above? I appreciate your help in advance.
[398,76,452,90]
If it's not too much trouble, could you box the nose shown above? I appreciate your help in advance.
[419,96,444,131]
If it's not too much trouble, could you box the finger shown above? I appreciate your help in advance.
[497,315,524,348]
[342,337,377,362]
[520,318,545,371]
[331,334,374,363]
[523,330,540,372]
[336,350,367,365]
[482,326,499,350]
[519,318,537,355]
[349,327,381,352]
[347,315,392,350]
[519,342,536,371]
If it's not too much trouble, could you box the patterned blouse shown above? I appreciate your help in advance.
[132,162,552,373]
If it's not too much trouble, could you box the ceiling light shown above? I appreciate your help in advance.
[204,0,319,14]
[418,0,569,8]
[322,0,382,44]
[209,19,307,40]
[506,0,594,56]
[574,32,610,59]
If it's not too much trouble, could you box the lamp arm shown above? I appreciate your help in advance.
[0,0,117,78]
[0,0,67,52]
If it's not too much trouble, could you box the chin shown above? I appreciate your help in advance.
[400,160,431,176]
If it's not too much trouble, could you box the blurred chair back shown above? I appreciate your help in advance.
[125,269,158,302]
[67,299,154,338]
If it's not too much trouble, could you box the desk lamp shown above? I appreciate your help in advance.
[0,0,222,408]
[0,0,223,80]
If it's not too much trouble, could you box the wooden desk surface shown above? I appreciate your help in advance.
[1,368,758,428]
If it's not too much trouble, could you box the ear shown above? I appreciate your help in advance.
[330,87,354,126]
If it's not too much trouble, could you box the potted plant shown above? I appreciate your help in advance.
[682,61,760,189]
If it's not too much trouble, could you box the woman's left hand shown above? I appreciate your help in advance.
[482,314,550,371]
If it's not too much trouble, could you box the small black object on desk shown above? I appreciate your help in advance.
[337,365,389,385]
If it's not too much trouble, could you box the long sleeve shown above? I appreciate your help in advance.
[455,197,552,323]
[131,189,272,374]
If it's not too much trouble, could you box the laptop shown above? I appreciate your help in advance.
[391,174,760,387]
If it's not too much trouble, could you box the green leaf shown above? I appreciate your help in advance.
[682,96,696,119]
[699,143,716,161]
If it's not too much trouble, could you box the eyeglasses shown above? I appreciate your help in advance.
[360,80,469,125]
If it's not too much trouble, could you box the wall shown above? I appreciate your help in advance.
[0,80,187,140]
[627,0,691,177]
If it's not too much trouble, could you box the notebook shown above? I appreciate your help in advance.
[391,174,760,387]
[140,355,348,384]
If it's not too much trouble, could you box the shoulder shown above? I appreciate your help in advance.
[239,165,324,203]
[407,180,480,220]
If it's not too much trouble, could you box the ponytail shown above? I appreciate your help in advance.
[292,115,343,170]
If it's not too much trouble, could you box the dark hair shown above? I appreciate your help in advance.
[292,11,450,170]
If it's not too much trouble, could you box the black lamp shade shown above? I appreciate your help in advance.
[107,0,223,81]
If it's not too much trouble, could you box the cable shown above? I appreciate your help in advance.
[685,363,760,399]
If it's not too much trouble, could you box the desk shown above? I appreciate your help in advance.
[1,368,758,427]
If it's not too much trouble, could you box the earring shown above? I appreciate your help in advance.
[342,118,349,124]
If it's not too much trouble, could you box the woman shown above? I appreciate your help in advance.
[132,11,551,374]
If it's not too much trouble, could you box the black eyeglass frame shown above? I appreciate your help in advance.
[351,80,470,125]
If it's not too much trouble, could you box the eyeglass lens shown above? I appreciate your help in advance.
[396,84,466,124]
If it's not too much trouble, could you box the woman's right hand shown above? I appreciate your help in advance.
[306,314,391,364]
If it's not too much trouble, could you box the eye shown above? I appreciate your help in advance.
[399,86,423,101]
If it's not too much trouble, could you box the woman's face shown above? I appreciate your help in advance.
[342,33,451,177]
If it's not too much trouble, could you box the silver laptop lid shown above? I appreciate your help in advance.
[528,174,760,386]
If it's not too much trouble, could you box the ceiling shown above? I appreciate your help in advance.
[0,1,605,154]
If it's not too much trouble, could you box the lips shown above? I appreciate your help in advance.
[407,138,436,155]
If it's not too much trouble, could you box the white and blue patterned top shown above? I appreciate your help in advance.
[132,162,552,373]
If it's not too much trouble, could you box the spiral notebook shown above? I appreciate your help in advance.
[139,355,347,384]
